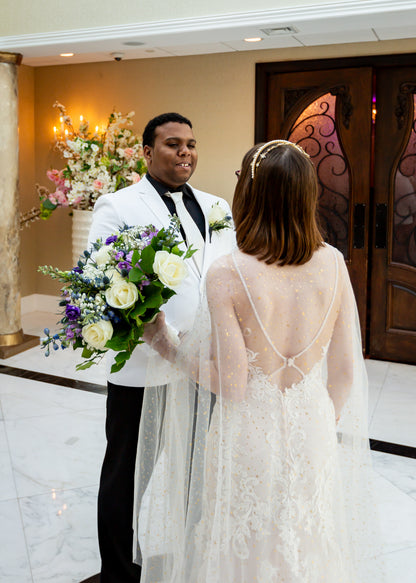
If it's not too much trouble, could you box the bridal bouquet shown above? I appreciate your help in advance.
[38,102,147,219]
[39,219,193,372]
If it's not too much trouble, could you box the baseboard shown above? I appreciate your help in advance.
[21,294,59,314]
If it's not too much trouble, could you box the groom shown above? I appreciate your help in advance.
[87,112,234,582]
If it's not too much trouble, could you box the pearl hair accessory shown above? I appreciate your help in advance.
[250,139,310,179]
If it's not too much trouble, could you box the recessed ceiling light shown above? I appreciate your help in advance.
[123,41,145,46]
[60,53,74,57]
[244,37,263,43]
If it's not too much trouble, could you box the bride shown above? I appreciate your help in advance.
[135,140,384,582]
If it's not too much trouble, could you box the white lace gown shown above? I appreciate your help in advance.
[137,244,382,583]
[190,245,370,582]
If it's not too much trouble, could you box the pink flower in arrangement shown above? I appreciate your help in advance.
[71,195,83,205]
[131,172,141,184]
[124,147,135,158]
[93,179,104,190]
[47,169,63,184]
[55,191,69,206]
[48,193,58,205]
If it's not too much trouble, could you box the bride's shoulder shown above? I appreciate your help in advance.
[317,242,344,262]
[207,253,234,279]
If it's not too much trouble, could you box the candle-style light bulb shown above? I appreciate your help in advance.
[95,125,99,132]
[65,129,69,136]
[80,115,83,122]
[60,116,63,123]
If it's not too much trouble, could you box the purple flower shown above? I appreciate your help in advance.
[144,229,159,239]
[115,251,125,261]
[72,266,83,274]
[65,304,81,321]
[105,235,118,245]
[117,261,132,272]
[65,327,75,339]
[126,251,134,262]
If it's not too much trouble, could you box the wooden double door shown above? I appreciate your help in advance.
[256,55,416,364]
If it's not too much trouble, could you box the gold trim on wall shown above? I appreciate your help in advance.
[0,52,23,65]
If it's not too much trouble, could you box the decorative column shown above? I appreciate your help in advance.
[0,52,38,358]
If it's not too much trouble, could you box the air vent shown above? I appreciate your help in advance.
[123,41,145,46]
[261,26,298,36]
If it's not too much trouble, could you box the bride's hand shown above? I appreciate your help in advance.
[143,311,167,347]
[143,312,177,362]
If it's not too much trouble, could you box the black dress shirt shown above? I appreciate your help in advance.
[146,173,206,241]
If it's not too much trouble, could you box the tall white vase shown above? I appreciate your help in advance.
[72,209,94,266]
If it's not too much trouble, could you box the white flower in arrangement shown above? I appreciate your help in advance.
[82,319,113,350]
[94,244,114,266]
[153,250,188,290]
[105,280,139,310]
[82,263,104,280]
[104,267,124,282]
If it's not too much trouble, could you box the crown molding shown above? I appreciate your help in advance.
[0,0,414,49]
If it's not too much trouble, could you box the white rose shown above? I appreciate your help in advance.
[208,204,227,223]
[105,280,139,309]
[94,244,114,266]
[153,250,188,290]
[82,319,113,350]
[104,267,123,282]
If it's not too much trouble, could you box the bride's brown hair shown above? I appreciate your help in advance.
[232,141,324,265]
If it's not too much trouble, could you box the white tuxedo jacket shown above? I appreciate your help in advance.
[88,175,235,387]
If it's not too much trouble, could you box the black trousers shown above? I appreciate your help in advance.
[98,381,143,583]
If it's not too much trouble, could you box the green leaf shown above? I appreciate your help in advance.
[128,267,143,283]
[161,288,175,301]
[76,360,95,370]
[41,198,58,211]
[109,348,140,373]
[140,244,156,273]
[130,290,163,317]
[131,249,140,266]
[105,334,130,351]
[82,346,94,358]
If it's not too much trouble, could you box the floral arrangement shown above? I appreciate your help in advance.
[38,102,147,219]
[38,218,194,373]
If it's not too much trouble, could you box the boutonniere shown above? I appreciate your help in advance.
[208,202,232,241]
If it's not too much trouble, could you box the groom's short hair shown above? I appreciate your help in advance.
[143,113,193,148]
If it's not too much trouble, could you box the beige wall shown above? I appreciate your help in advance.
[19,37,416,295]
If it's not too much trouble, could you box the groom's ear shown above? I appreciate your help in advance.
[143,145,153,164]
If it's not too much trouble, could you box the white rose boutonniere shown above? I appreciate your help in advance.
[208,202,232,240]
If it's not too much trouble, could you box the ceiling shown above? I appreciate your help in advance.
[1,0,416,67]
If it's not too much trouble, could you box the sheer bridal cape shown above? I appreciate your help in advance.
[133,244,384,583]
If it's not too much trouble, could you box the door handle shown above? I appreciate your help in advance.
[353,203,366,249]
[375,203,387,249]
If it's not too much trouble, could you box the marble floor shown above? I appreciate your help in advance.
[0,310,415,582]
